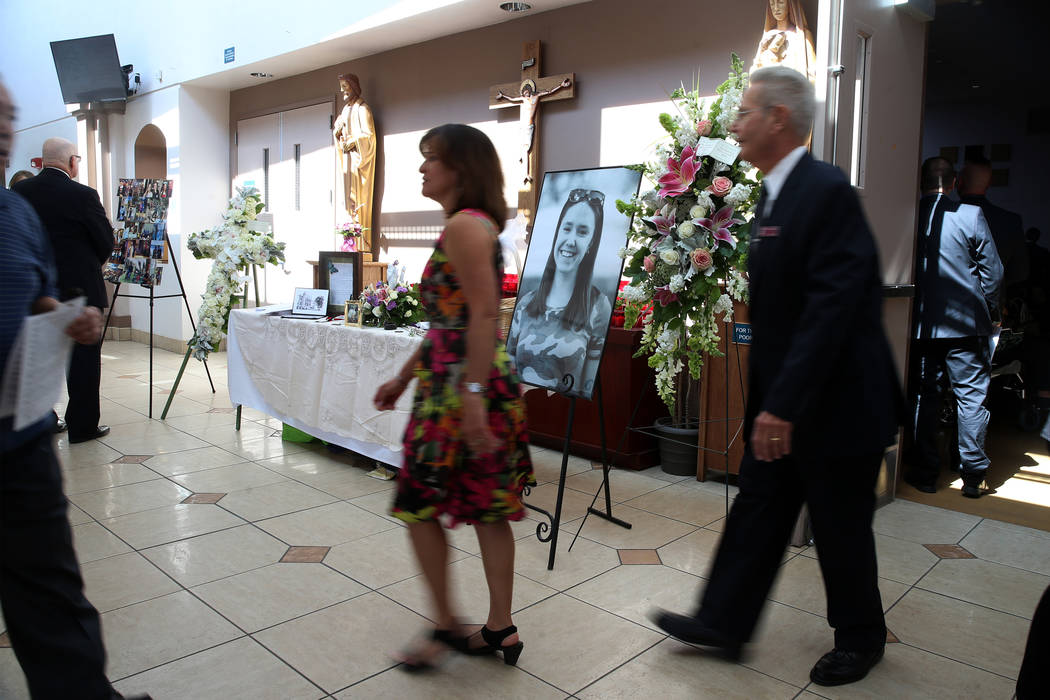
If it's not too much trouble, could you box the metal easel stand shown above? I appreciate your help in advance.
[102,233,216,419]
[522,374,632,571]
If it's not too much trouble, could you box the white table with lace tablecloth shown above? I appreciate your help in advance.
[226,308,421,467]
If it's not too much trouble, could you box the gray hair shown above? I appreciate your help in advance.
[42,137,77,166]
[749,66,815,140]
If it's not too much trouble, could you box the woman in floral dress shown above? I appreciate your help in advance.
[373,124,534,670]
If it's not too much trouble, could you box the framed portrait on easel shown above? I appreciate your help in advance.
[506,166,642,400]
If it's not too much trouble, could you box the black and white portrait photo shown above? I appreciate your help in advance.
[507,166,642,399]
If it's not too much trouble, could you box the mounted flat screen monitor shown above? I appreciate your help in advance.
[50,34,127,104]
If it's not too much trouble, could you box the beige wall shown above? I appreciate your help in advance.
[229,0,779,235]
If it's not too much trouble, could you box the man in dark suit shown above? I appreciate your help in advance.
[1,79,150,700]
[958,156,1026,302]
[908,157,1002,497]
[652,66,901,687]
[13,137,112,443]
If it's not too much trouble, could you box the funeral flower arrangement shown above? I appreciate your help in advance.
[187,186,285,360]
[360,262,425,328]
[616,54,759,415]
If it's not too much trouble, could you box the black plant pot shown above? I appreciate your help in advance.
[654,416,700,476]
[383,321,398,330]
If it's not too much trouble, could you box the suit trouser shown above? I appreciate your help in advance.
[1017,583,1050,699]
[911,336,991,482]
[697,449,886,651]
[65,336,102,439]
[0,430,115,699]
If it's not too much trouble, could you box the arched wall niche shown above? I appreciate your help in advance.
[134,124,166,178]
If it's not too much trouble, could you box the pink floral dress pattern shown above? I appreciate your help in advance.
[391,209,535,526]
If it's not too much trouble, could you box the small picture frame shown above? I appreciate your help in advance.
[318,251,363,316]
[344,299,363,326]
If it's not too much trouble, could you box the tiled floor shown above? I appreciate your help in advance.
[0,341,1046,699]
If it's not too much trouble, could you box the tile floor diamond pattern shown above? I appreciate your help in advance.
[1,339,1044,700]
[618,548,661,565]
[923,543,977,559]
[280,546,330,563]
[181,493,226,504]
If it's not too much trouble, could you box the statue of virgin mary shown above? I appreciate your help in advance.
[751,0,817,84]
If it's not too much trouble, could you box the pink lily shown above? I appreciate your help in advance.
[654,287,679,307]
[695,205,744,246]
[649,213,676,236]
[657,146,699,199]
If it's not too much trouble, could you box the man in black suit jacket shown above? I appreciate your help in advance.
[13,137,112,443]
[958,156,1026,301]
[653,66,901,687]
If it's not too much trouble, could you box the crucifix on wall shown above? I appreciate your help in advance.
[489,40,575,226]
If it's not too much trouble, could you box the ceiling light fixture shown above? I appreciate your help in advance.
[499,2,532,12]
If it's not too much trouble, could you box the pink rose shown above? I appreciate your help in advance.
[643,255,655,272]
[690,248,713,270]
[696,120,712,136]
[707,176,732,197]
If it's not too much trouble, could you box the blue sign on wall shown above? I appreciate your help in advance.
[733,323,752,345]
[224,47,235,64]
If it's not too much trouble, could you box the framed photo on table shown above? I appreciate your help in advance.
[318,251,363,316]
[344,299,363,326]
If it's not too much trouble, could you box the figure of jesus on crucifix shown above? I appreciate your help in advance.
[496,77,572,185]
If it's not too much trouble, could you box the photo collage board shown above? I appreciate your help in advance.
[104,178,173,288]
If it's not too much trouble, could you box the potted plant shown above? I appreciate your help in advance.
[615,55,759,474]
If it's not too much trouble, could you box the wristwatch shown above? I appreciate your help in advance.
[463,382,486,395]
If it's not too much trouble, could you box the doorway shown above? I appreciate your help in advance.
[235,102,335,305]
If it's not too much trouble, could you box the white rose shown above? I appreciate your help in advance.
[688,204,708,220]
[372,307,382,317]
[677,221,696,238]
[659,249,679,265]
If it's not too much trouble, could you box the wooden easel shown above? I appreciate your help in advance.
[489,40,575,228]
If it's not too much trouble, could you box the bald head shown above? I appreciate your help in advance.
[43,137,78,172]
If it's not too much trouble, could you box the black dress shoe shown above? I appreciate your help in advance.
[650,609,742,660]
[810,647,884,686]
[69,425,110,444]
[53,418,68,433]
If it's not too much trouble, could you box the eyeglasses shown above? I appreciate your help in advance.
[567,188,605,205]
[733,105,771,122]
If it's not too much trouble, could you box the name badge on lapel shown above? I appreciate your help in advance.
[758,226,781,238]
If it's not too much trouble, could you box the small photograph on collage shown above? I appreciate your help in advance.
[140,259,164,288]
[103,263,123,284]
[121,256,148,285]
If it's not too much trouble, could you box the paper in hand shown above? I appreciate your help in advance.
[0,297,85,431]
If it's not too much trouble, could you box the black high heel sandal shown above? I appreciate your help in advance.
[398,628,471,672]
[473,625,524,666]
